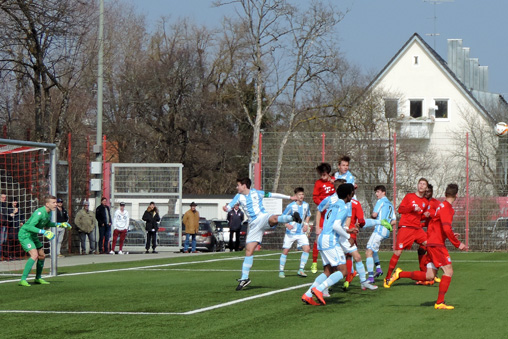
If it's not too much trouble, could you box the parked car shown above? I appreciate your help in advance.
[484,217,508,250]
[124,219,146,246]
[180,218,223,252]
[158,214,180,247]
[210,219,228,250]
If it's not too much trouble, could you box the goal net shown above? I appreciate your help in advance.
[0,139,57,282]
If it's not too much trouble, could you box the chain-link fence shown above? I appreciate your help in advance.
[258,131,508,252]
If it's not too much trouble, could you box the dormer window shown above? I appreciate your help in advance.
[413,56,419,66]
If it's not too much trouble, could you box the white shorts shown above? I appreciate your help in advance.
[320,246,346,267]
[246,213,272,244]
[338,237,358,254]
[282,233,309,249]
[366,232,388,252]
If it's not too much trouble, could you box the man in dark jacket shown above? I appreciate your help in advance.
[227,203,244,251]
[142,202,160,254]
[95,197,112,254]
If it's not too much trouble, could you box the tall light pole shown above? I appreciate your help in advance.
[95,0,104,209]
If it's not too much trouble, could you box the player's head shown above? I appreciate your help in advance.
[445,183,459,200]
[417,177,428,195]
[236,177,251,193]
[425,184,433,199]
[337,183,354,202]
[316,162,332,179]
[294,187,305,201]
[338,155,350,174]
[333,178,346,190]
[374,185,386,198]
[45,195,57,211]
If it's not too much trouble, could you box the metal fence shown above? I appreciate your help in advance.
[257,131,508,252]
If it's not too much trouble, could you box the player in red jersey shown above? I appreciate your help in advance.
[384,178,429,288]
[310,163,336,274]
[344,195,365,286]
[387,184,467,309]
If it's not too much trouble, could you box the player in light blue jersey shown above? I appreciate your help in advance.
[333,155,356,187]
[363,185,396,282]
[279,187,312,278]
[223,177,301,291]
[302,183,355,305]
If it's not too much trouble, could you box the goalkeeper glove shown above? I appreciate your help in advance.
[56,222,71,229]
[39,229,55,240]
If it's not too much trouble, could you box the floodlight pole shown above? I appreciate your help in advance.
[95,0,104,206]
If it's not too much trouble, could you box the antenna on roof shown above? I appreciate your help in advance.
[424,0,454,49]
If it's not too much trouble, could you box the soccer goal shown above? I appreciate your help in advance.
[0,139,57,281]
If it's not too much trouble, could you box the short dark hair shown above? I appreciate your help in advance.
[294,187,304,194]
[374,185,386,193]
[445,183,458,198]
[334,178,346,190]
[427,184,433,192]
[101,197,107,202]
[339,155,351,165]
[237,177,251,189]
[316,163,332,175]
[337,183,354,199]
[418,177,429,186]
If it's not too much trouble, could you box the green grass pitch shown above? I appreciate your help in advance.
[1,251,508,339]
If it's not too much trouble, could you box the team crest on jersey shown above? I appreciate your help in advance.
[422,203,426,208]
[27,244,32,249]
[447,257,451,263]
[37,212,41,215]
[398,243,403,248]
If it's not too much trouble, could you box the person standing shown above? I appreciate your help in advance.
[111,202,129,255]
[227,203,244,251]
[6,199,23,260]
[0,193,8,259]
[54,198,69,258]
[18,195,70,286]
[74,201,96,254]
[182,202,200,253]
[142,202,160,254]
[95,197,112,254]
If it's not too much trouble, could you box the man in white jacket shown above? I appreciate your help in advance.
[110,202,129,255]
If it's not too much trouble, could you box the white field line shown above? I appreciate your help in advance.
[0,283,311,316]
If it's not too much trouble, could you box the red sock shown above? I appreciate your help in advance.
[346,258,353,281]
[437,275,452,304]
[312,241,318,262]
[386,254,399,278]
[399,270,427,281]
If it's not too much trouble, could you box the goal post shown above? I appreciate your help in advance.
[0,138,57,281]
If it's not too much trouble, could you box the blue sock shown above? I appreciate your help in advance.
[373,251,380,267]
[300,252,309,269]
[277,215,292,223]
[279,254,287,271]
[366,257,374,276]
[241,255,254,280]
[317,271,344,292]
[306,273,327,297]
[363,219,379,229]
[355,261,366,282]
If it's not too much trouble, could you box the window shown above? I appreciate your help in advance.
[435,100,448,118]
[410,100,422,118]
[384,99,398,119]
[413,56,419,66]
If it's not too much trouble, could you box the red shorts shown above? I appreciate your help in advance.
[395,227,427,250]
[427,246,452,268]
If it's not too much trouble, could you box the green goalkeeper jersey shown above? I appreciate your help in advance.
[18,206,56,239]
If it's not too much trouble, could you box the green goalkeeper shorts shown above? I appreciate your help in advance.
[18,233,43,252]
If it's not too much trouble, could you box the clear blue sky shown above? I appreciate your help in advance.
[124,0,508,97]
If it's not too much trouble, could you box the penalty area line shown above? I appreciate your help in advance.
[0,283,311,316]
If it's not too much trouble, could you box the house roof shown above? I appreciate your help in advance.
[367,32,502,123]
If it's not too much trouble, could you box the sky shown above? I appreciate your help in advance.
[123,0,508,97]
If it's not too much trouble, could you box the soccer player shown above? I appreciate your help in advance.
[301,183,355,306]
[333,155,356,187]
[384,178,429,288]
[279,187,311,278]
[363,185,396,282]
[310,163,336,274]
[223,177,301,291]
[18,195,71,286]
[343,192,365,286]
[387,184,468,310]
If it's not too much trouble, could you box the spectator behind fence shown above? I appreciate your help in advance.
[111,202,129,255]
[0,193,8,259]
[227,203,244,252]
[54,198,69,258]
[142,202,160,254]
[96,197,112,254]
[182,202,200,253]
[6,199,23,260]
[75,201,96,255]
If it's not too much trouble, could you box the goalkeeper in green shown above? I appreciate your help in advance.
[18,195,71,286]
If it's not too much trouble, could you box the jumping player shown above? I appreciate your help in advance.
[223,178,301,291]
[387,184,468,309]
[333,155,356,187]
[310,163,336,274]
[18,195,71,286]
[279,187,311,278]
[384,178,429,288]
